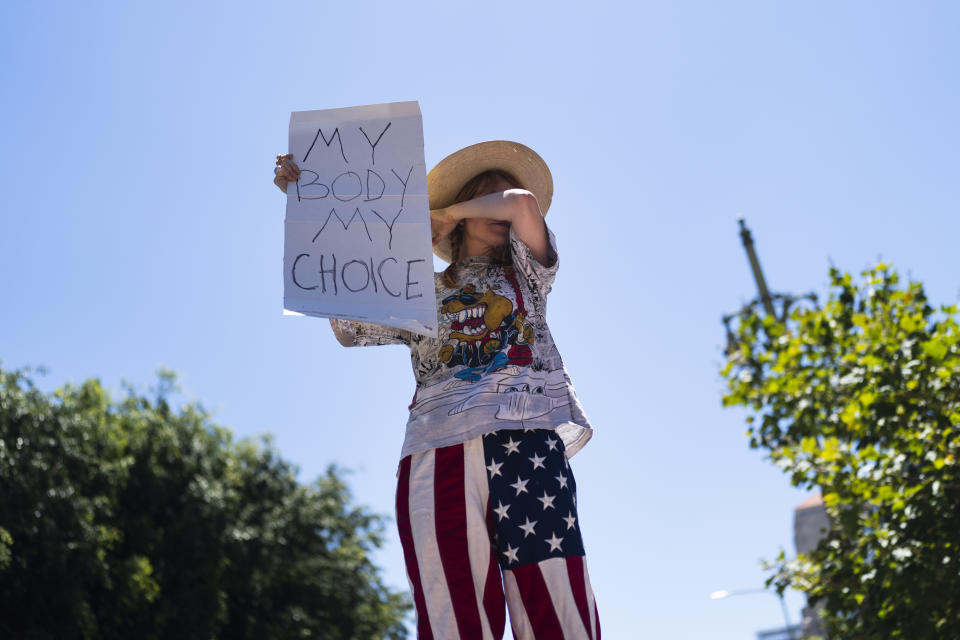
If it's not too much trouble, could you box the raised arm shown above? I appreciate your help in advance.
[431,189,553,267]
[327,317,415,348]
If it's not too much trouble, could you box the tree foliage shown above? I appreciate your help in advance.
[0,368,410,639]
[721,264,960,638]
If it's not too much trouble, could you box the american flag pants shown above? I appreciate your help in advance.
[396,428,601,639]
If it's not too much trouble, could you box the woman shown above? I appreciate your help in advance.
[275,141,600,639]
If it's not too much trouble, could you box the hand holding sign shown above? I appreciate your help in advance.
[282,101,436,337]
[274,154,300,193]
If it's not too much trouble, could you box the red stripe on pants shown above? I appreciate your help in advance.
[510,563,565,638]
[593,597,601,640]
[434,445,484,638]
[396,456,434,640]
[565,555,594,640]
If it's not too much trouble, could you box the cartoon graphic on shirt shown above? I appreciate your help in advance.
[367,231,589,459]
[406,268,575,427]
[449,377,571,420]
[408,368,573,425]
[437,282,534,382]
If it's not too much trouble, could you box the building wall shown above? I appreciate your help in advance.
[794,495,829,638]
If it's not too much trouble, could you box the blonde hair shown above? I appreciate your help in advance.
[441,169,521,288]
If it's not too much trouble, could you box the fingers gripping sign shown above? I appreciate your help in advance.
[274,153,301,193]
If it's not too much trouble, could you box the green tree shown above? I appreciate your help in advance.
[721,263,960,639]
[0,367,410,639]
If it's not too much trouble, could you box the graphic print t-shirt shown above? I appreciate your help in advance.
[332,227,593,459]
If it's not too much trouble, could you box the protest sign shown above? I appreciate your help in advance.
[283,101,436,337]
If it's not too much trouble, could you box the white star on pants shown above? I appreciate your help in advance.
[518,517,538,538]
[537,491,556,510]
[529,452,546,470]
[510,476,530,496]
[545,532,564,552]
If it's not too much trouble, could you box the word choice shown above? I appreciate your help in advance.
[292,253,426,300]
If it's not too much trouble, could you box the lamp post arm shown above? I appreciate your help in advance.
[738,218,776,318]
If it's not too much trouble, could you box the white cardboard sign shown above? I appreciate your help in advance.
[283,101,436,337]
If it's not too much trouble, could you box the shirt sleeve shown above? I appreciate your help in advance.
[329,318,414,347]
[509,224,559,297]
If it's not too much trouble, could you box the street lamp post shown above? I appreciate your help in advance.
[710,588,799,640]
[721,218,819,354]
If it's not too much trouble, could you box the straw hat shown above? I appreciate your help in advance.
[427,140,553,263]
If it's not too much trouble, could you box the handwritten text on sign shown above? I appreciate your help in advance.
[283,102,435,336]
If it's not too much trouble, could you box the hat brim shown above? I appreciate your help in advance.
[427,140,553,263]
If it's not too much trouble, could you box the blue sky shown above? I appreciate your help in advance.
[2,1,958,637]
